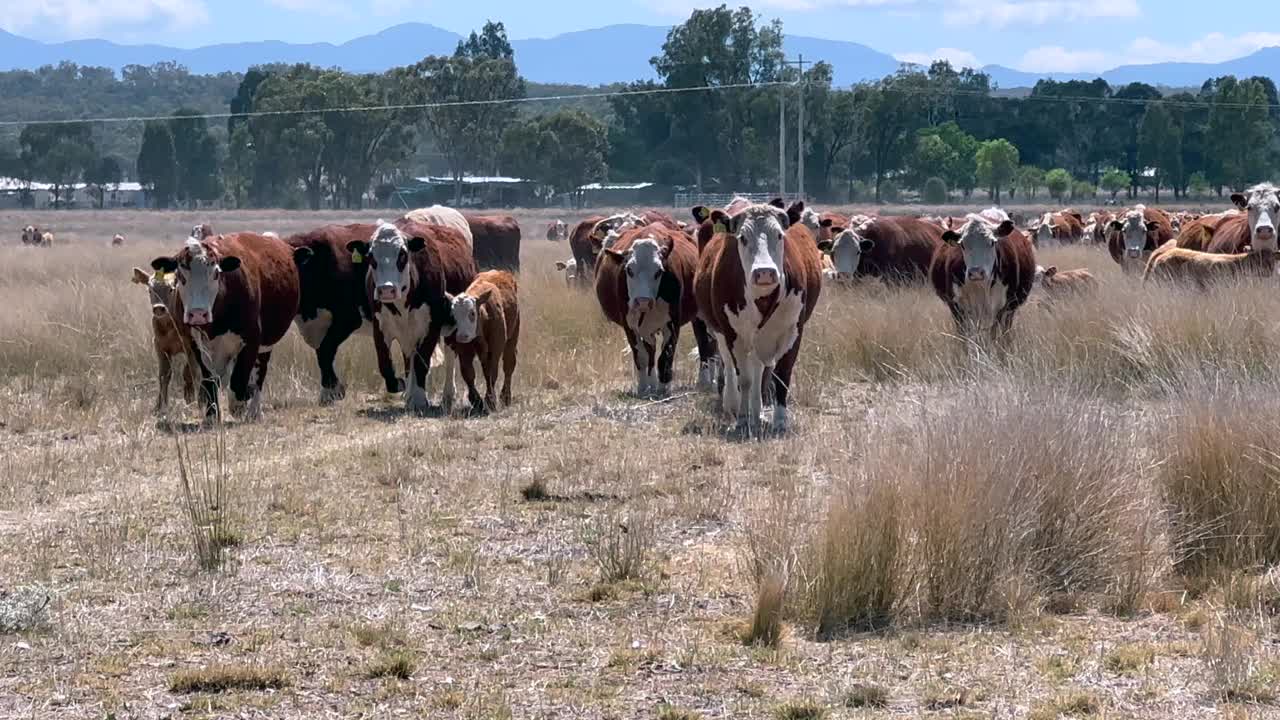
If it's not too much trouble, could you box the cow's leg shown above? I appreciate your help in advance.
[227,341,262,421]
[761,365,776,407]
[718,334,738,414]
[692,318,718,390]
[771,328,804,434]
[245,350,273,420]
[500,338,517,407]
[624,327,649,396]
[317,318,359,405]
[404,348,430,414]
[656,321,679,395]
[194,352,219,420]
[481,348,501,412]
[372,322,403,394]
[738,351,765,433]
[155,350,172,414]
[180,352,198,404]
[439,347,458,413]
[458,351,483,414]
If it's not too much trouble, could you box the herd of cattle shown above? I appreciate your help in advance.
[12,184,1278,434]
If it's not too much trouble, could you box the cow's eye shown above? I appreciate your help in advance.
[654,270,662,279]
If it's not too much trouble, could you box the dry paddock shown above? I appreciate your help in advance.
[1,207,1279,720]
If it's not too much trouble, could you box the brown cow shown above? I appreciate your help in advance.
[150,230,301,420]
[131,267,199,414]
[568,215,606,287]
[817,215,943,284]
[1207,184,1280,256]
[546,220,567,242]
[465,214,521,271]
[930,214,1035,341]
[444,270,519,413]
[1029,211,1085,246]
[596,225,699,397]
[1106,206,1174,274]
[1032,265,1099,301]
[287,223,401,403]
[1170,219,1217,252]
[694,204,822,433]
[346,220,477,414]
[1144,246,1274,288]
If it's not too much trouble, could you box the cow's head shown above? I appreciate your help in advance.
[730,204,791,296]
[554,258,578,285]
[602,236,670,313]
[1108,210,1158,259]
[1232,183,1280,252]
[446,287,492,344]
[784,201,819,231]
[590,213,646,252]
[943,217,1016,284]
[348,221,419,304]
[817,220,874,280]
[1033,265,1058,286]
[132,267,178,319]
[1032,213,1057,246]
[150,236,239,327]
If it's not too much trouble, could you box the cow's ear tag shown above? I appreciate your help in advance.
[352,250,364,263]
[713,222,727,234]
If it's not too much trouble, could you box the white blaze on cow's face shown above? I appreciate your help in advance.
[1232,184,1280,252]
[1114,212,1152,259]
[614,237,667,313]
[799,207,822,233]
[947,218,1012,284]
[1033,213,1056,246]
[821,226,874,279]
[731,206,790,296]
[449,294,480,343]
[367,221,412,303]
[163,238,240,327]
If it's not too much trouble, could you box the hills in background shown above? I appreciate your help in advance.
[1,22,1277,90]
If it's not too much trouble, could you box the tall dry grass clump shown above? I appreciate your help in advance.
[1155,383,1280,578]
[174,420,239,571]
[785,379,1151,632]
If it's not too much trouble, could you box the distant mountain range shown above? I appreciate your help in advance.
[2,23,1277,90]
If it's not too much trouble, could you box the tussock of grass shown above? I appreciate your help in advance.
[656,705,703,720]
[579,506,655,583]
[840,683,889,708]
[1202,618,1278,703]
[771,699,827,720]
[169,664,288,694]
[1028,690,1100,719]
[1104,643,1156,675]
[741,573,786,647]
[365,650,416,680]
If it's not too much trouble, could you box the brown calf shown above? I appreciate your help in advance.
[1144,246,1274,288]
[1033,265,1099,301]
[818,215,942,284]
[131,268,199,413]
[445,271,519,413]
[568,215,606,286]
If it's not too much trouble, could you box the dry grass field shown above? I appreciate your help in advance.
[2,207,1280,719]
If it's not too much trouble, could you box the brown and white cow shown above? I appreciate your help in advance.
[1171,219,1217,252]
[553,258,580,286]
[346,220,476,414]
[567,215,606,287]
[694,204,822,433]
[287,223,402,403]
[596,225,700,397]
[112,234,125,247]
[149,230,300,419]
[817,215,943,284]
[930,215,1035,341]
[444,270,520,413]
[131,267,199,413]
[1029,211,1085,246]
[1106,206,1174,274]
[1207,184,1280,256]
[1032,265,1099,301]
[21,226,52,247]
[1144,246,1274,288]
[402,205,474,248]
[465,214,521,271]
[546,220,567,242]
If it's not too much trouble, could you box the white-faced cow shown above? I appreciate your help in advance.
[546,220,567,242]
[150,230,300,420]
[1207,183,1280,256]
[112,234,125,247]
[817,215,943,284]
[347,220,477,414]
[444,270,520,414]
[1029,211,1084,246]
[694,204,823,433]
[929,215,1035,342]
[596,225,700,397]
[1106,205,1175,274]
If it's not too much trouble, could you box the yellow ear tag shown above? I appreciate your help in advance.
[713,222,727,234]
[351,250,364,263]
[698,208,710,221]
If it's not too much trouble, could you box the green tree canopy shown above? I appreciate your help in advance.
[975,138,1019,203]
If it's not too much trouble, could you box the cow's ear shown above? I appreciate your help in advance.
[293,247,314,266]
[692,206,711,223]
[1232,193,1248,209]
[1044,266,1058,277]
[345,240,369,257]
[830,226,846,236]
[474,287,495,304]
[941,230,960,244]
[995,220,1016,238]
[816,240,834,253]
[1146,221,1160,233]
[554,261,568,271]
[859,238,875,253]
[710,210,732,235]
[728,212,748,235]
[768,197,785,209]
[1108,220,1123,231]
[131,267,150,284]
[444,291,455,305]
[659,241,674,261]
[406,236,427,252]
[819,218,833,229]
[786,201,805,226]
[151,256,178,273]
[602,248,628,263]
[218,256,242,273]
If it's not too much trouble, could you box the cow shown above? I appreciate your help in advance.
[1029,211,1085,246]
[22,226,52,247]
[817,215,943,284]
[149,230,301,420]
[465,214,521,272]
[930,215,1035,342]
[546,220,567,242]
[568,215,606,287]
[786,201,824,235]
[694,204,822,433]
[553,258,579,286]
[112,234,125,247]
[589,210,681,256]
[402,205,473,248]
[1032,265,1099,301]
[287,223,402,404]
[131,267,199,414]
[1171,219,1218,252]
[346,220,476,414]
[1144,246,1274,288]
[595,225,700,397]
[444,270,520,414]
[1206,184,1280,256]
[1106,206,1174,274]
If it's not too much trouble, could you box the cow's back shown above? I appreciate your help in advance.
[1173,220,1216,251]
[996,229,1036,296]
[400,221,477,301]
[403,206,473,247]
[287,223,375,316]
[465,214,521,272]
[220,232,300,347]
[1145,207,1176,246]
[863,217,943,282]
[1206,215,1252,254]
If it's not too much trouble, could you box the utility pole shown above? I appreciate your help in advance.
[781,54,812,202]
[779,83,786,199]
[797,53,807,201]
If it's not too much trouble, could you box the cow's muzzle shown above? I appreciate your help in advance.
[966,268,987,282]
[1126,249,1141,259]
[752,268,779,287]
[631,297,654,312]
[377,285,399,302]
[185,309,211,326]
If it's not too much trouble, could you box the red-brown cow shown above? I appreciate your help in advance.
[596,225,699,397]
[817,215,943,284]
[465,214,521,271]
[288,223,401,403]
[150,230,300,419]
[112,234,125,247]
[694,204,822,434]
[1029,211,1085,246]
[131,267,199,414]
[1106,206,1175,273]
[930,215,1035,341]
[1032,265,1099,301]
[568,215,606,287]
[1207,184,1280,256]
[445,270,519,413]
[1144,246,1273,287]
[346,220,477,414]
[546,220,567,242]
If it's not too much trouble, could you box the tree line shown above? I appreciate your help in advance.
[1,5,1278,209]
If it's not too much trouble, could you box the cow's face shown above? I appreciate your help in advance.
[554,259,578,285]
[132,267,176,318]
[1033,222,1056,246]
[21,225,34,243]
[818,225,874,279]
[353,221,417,304]
[944,219,1014,283]
[151,238,239,327]
[1110,212,1154,259]
[603,237,668,313]
[448,290,489,344]
[1232,184,1280,252]
[729,206,790,295]
[1033,265,1058,286]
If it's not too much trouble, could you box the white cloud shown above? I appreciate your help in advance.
[1018,45,1110,73]
[1018,31,1280,73]
[895,47,982,69]
[941,0,1138,28]
[0,0,209,38]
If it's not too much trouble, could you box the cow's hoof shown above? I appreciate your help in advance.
[319,383,346,406]
[771,407,790,435]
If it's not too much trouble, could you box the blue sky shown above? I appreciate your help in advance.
[2,1,1276,73]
